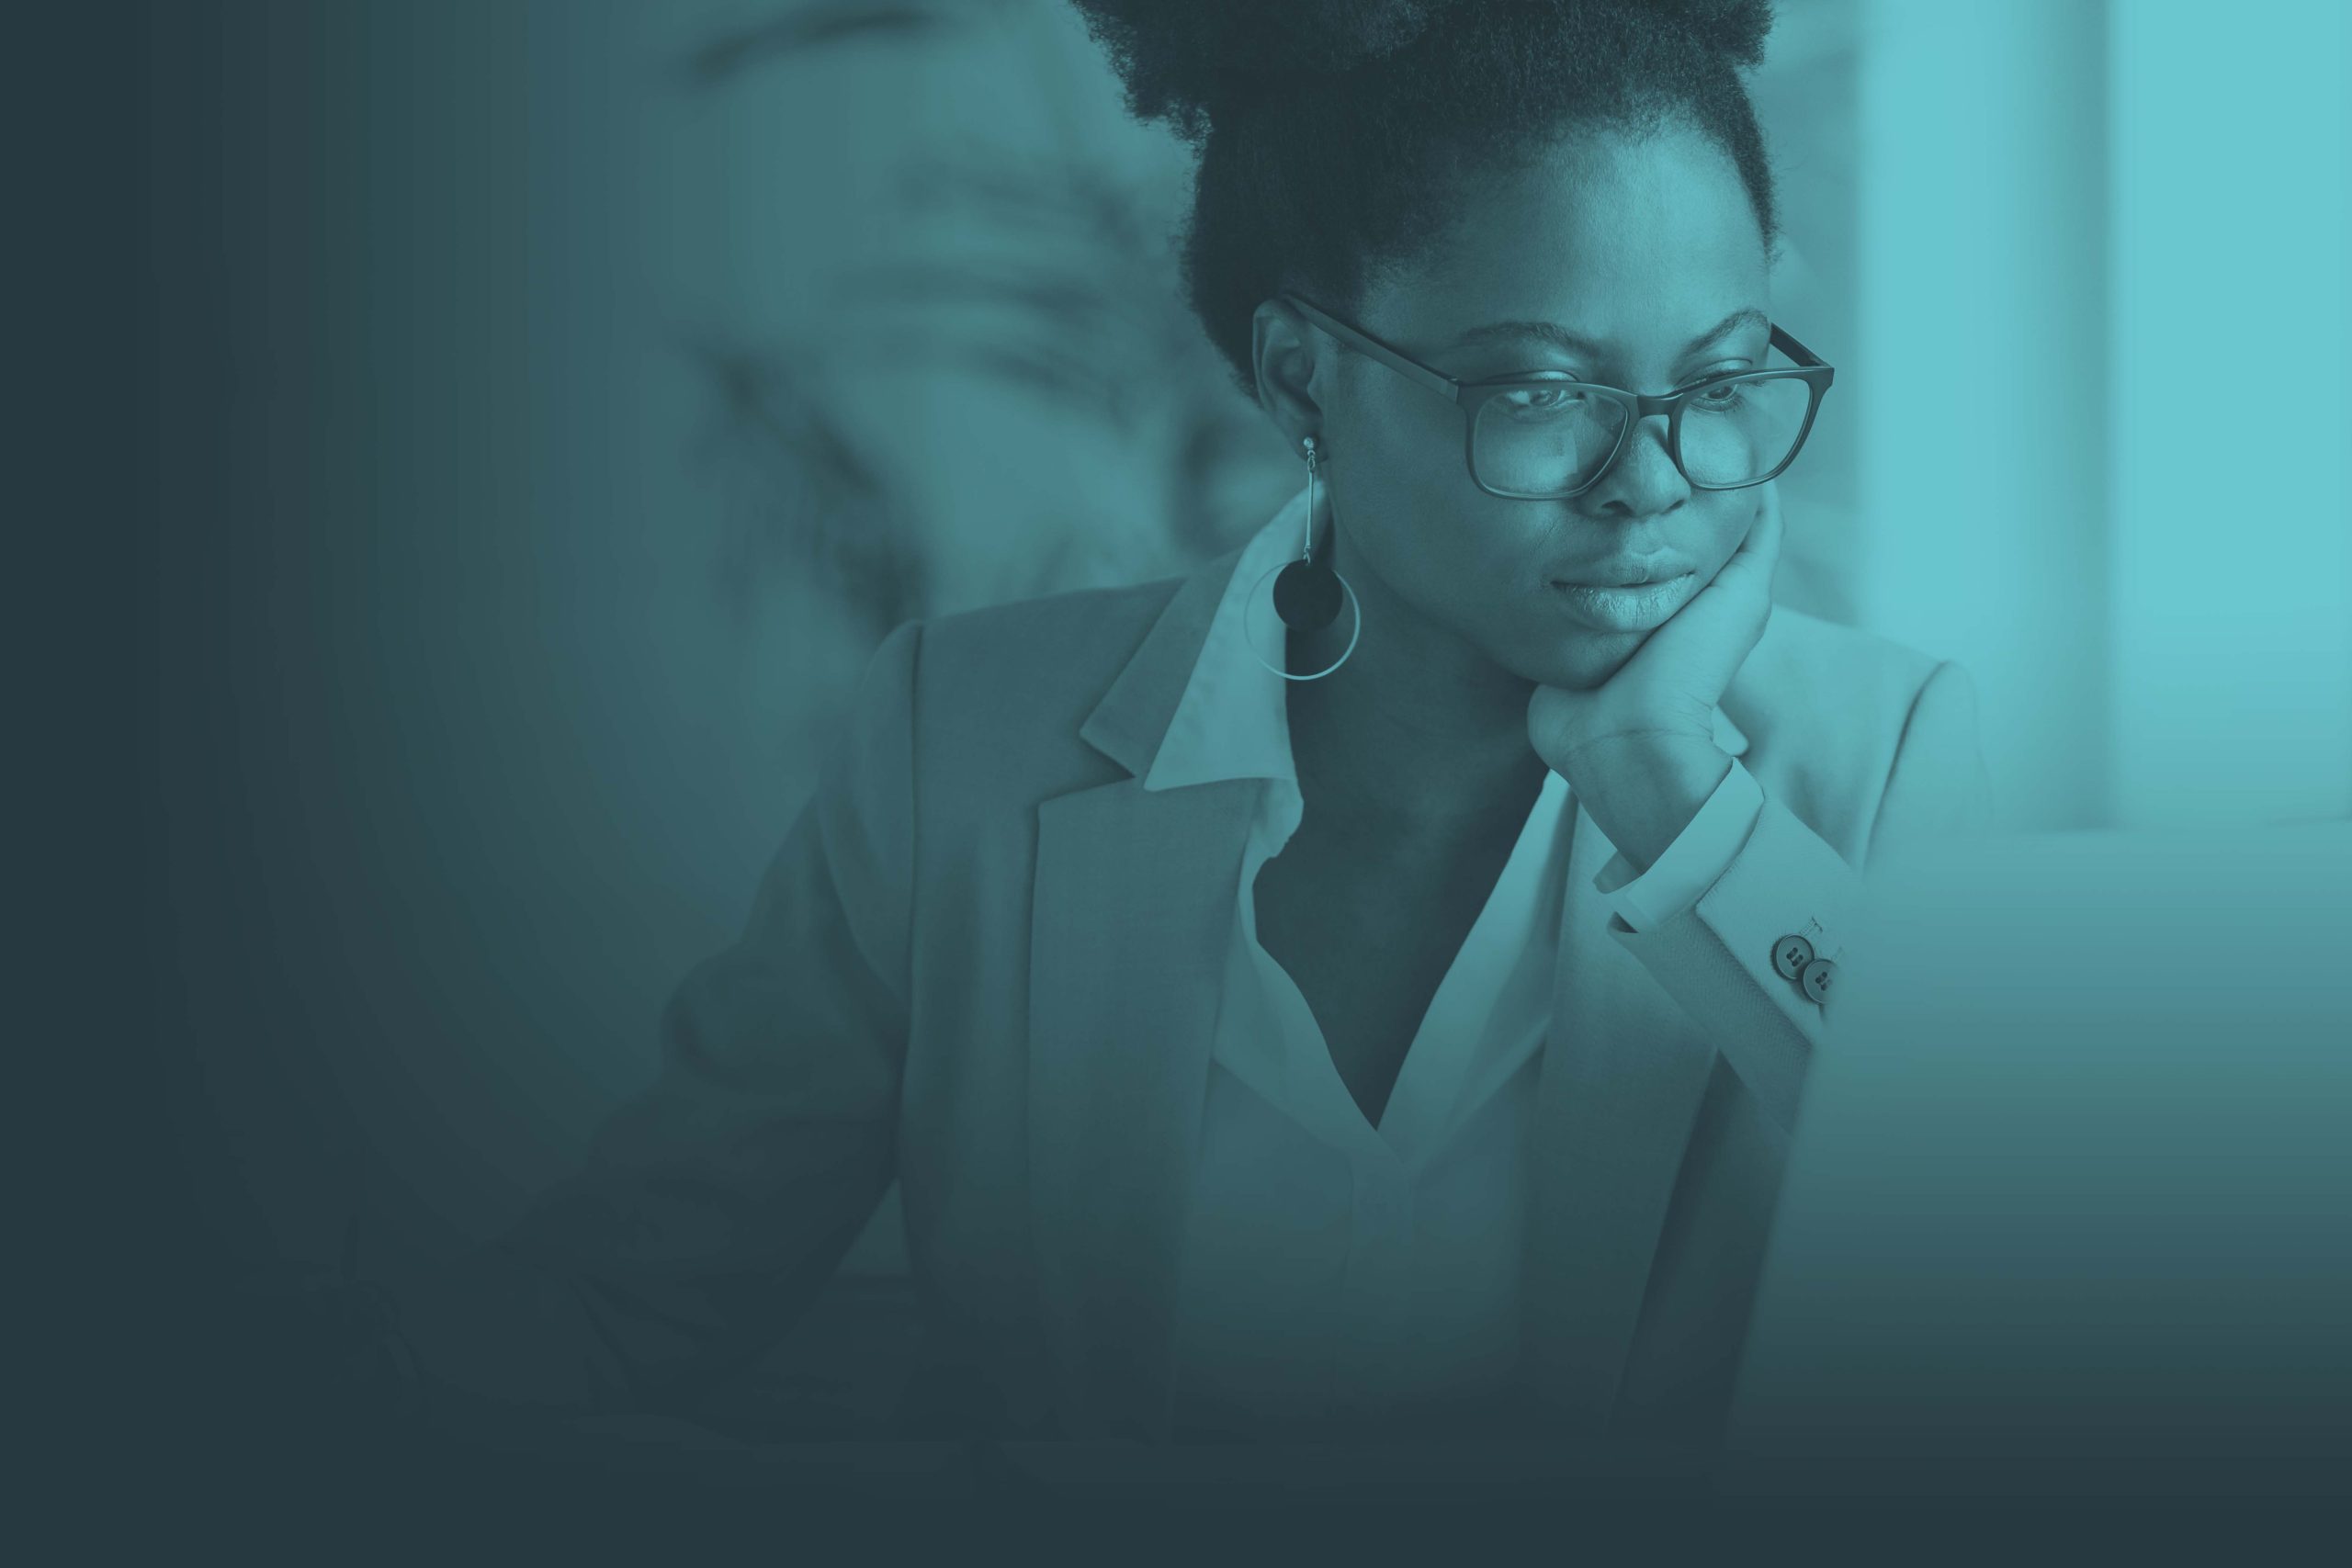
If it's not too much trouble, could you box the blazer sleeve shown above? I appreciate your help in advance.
[384,617,922,1427]
[1594,660,1992,1134]
[1604,757,1768,933]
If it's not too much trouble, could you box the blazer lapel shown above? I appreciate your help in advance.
[1027,542,1256,1440]
[1521,706,1752,1446]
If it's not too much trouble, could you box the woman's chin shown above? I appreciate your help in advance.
[1512,633,1637,694]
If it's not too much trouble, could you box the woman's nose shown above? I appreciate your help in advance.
[1577,414,1687,517]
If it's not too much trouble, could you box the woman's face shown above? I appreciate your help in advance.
[1321,124,1775,694]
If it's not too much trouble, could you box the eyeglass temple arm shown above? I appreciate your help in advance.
[1769,322,1827,369]
[1278,294,1462,400]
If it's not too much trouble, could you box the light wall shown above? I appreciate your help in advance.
[2105,0,2352,829]
[1851,0,2352,830]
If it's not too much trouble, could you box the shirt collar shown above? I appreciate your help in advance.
[1142,484,1307,793]
[1139,484,1750,794]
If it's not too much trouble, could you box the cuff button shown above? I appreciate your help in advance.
[1800,956,1837,1005]
[1772,933,1815,980]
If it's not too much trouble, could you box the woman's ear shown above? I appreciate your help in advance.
[1250,298,1326,451]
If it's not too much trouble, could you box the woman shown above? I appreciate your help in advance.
[388,0,1990,1466]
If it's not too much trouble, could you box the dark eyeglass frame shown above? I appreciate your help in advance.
[1278,292,1837,500]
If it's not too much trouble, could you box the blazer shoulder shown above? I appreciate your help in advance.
[922,570,1184,684]
[1741,602,1951,720]
[1729,603,1970,851]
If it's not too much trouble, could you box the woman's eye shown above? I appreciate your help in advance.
[1691,380,1747,409]
[1501,386,1584,413]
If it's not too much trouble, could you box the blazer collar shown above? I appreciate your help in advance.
[1139,490,1307,792]
[1076,536,1250,780]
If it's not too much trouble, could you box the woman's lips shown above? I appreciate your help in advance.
[1547,571,1700,632]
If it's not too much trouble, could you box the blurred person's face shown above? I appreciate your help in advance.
[1317,123,1775,694]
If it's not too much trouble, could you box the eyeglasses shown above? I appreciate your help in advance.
[1279,293,1836,501]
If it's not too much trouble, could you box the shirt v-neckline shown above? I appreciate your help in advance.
[1230,766,1573,1169]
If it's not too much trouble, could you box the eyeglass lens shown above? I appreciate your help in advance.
[1471,374,1813,496]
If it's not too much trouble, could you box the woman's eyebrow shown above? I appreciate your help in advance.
[1446,307,1769,358]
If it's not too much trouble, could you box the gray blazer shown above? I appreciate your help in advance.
[390,536,1992,1461]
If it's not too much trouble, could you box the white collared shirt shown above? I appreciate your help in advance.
[1146,485,1768,1439]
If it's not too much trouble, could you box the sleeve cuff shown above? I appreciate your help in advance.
[1601,789,1863,1133]
[1595,757,1767,932]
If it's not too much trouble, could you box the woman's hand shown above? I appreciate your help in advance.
[1526,479,1782,873]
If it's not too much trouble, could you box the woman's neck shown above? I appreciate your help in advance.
[1282,539,1549,836]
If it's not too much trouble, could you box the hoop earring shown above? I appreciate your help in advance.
[1245,434,1361,682]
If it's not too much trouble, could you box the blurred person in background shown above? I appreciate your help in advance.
[375,0,1988,1472]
